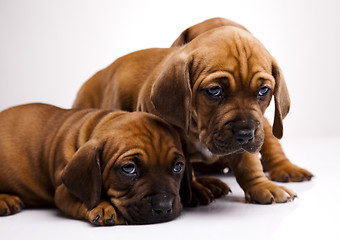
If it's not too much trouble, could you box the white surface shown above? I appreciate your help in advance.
[1,138,339,240]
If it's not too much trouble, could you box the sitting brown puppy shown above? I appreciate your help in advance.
[171,17,313,182]
[73,23,309,204]
[0,103,186,225]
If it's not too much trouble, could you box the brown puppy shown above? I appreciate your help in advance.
[0,103,186,225]
[73,25,305,204]
[171,17,313,182]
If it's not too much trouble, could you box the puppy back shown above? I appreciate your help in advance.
[0,103,110,206]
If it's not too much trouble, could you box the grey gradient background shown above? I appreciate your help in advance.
[1,0,340,140]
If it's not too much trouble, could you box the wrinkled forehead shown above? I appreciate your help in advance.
[124,114,181,146]
[190,27,274,85]
[101,114,183,164]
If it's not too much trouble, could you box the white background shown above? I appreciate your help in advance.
[1,0,340,139]
[1,1,340,239]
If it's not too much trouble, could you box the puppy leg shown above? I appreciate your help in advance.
[54,185,125,226]
[229,153,296,204]
[0,194,25,215]
[261,118,313,182]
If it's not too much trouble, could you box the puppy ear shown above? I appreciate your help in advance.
[179,158,193,205]
[150,53,192,135]
[171,28,190,47]
[272,60,291,139]
[178,138,193,205]
[61,140,102,210]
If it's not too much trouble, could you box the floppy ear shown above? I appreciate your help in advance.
[178,137,192,205]
[61,140,102,210]
[150,53,192,135]
[272,60,291,139]
[179,158,193,206]
[171,28,190,47]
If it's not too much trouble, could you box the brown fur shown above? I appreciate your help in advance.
[171,18,313,182]
[73,19,312,204]
[0,103,187,225]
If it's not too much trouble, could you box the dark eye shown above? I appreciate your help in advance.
[121,163,137,175]
[173,161,184,173]
[206,86,222,97]
[258,87,270,97]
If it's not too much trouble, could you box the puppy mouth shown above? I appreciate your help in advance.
[208,131,262,155]
[124,204,181,225]
[111,196,181,225]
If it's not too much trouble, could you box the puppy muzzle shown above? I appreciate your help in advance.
[119,193,181,225]
[208,119,264,155]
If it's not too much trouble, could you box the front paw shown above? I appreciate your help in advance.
[187,177,231,207]
[87,201,125,226]
[0,194,25,216]
[245,181,296,204]
[269,162,313,182]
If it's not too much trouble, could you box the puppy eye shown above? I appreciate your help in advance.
[173,161,184,173]
[206,86,222,97]
[121,163,137,175]
[258,87,270,97]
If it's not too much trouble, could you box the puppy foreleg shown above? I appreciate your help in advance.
[54,185,125,226]
[261,118,313,182]
[229,152,296,204]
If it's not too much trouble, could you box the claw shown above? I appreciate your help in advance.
[299,175,305,182]
[93,214,100,224]
[283,175,289,182]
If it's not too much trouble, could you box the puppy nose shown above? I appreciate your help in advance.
[151,195,173,216]
[234,129,255,144]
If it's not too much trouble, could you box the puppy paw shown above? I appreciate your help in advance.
[0,194,25,216]
[87,201,125,226]
[187,177,230,207]
[269,162,313,182]
[245,181,296,204]
[197,177,231,198]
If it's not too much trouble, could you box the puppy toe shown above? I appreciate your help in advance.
[87,201,118,226]
[270,186,295,203]
[245,182,296,204]
[0,194,24,215]
[188,180,214,207]
[269,163,313,183]
[196,177,231,198]
[245,189,275,204]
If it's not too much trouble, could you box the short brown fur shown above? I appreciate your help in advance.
[73,18,312,204]
[0,103,186,225]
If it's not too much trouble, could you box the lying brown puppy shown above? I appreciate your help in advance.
[0,103,186,225]
[73,23,308,204]
[171,17,313,182]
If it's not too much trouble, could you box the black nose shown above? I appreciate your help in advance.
[234,129,255,144]
[151,195,173,216]
[231,119,257,145]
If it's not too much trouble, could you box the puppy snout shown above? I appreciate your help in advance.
[233,128,255,144]
[231,120,257,145]
[151,195,173,216]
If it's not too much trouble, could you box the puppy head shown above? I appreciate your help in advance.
[151,26,290,155]
[171,17,249,47]
[62,112,186,225]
